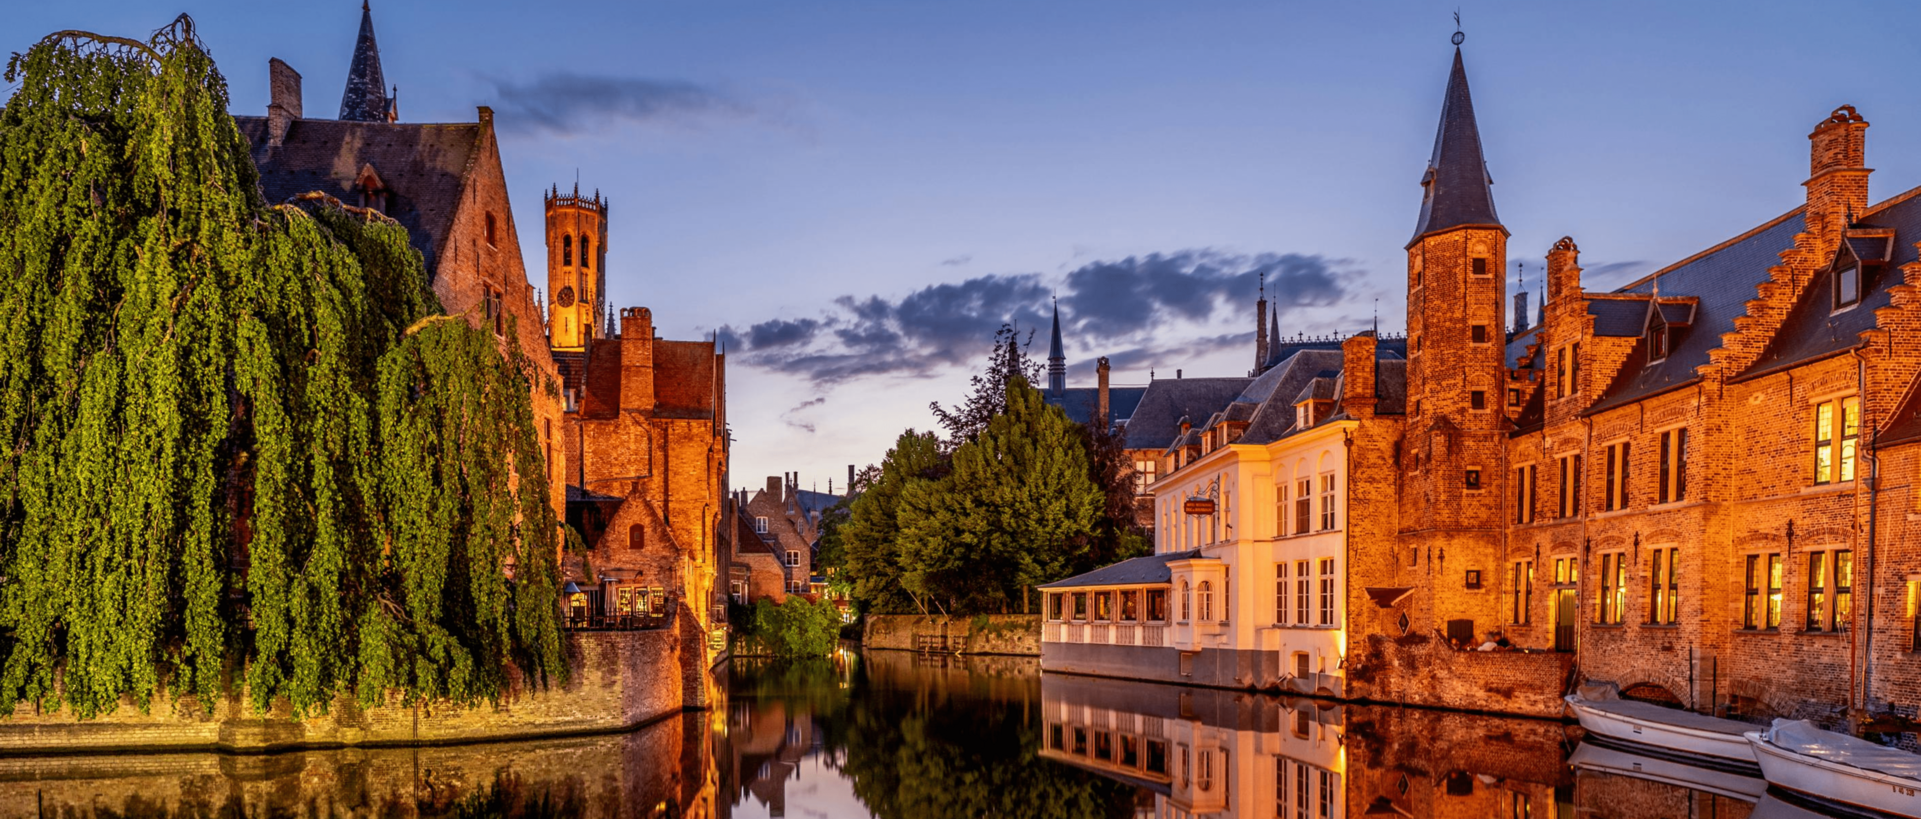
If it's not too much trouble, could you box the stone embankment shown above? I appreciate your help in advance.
[0,630,701,755]
[863,614,1041,656]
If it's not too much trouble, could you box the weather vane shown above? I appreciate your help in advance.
[1452,11,1464,45]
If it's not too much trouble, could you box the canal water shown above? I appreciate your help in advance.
[0,651,1835,818]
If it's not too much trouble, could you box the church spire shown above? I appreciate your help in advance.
[1254,272,1269,374]
[1047,299,1066,393]
[1408,42,1501,246]
[339,1,392,122]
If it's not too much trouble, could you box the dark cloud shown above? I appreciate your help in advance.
[781,397,828,434]
[940,255,972,267]
[718,249,1355,387]
[486,73,747,136]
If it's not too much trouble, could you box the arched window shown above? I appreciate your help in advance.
[1180,580,1191,622]
[1198,581,1214,622]
[581,236,592,269]
[562,234,573,266]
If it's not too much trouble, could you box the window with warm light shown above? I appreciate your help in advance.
[1649,547,1679,625]
[1813,396,1860,485]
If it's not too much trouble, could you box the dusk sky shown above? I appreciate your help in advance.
[13,1,1921,491]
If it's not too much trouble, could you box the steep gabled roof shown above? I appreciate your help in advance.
[339,2,391,122]
[1122,378,1254,451]
[1043,386,1148,431]
[1585,207,1806,415]
[234,117,479,272]
[1409,47,1502,246]
[1735,187,1921,383]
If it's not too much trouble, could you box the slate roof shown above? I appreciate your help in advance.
[1585,207,1806,415]
[1261,334,1406,374]
[1506,325,1542,370]
[1038,550,1202,589]
[1409,48,1503,246]
[1737,188,1921,383]
[339,3,391,122]
[1237,349,1405,445]
[794,489,842,519]
[1122,378,1255,451]
[234,116,479,273]
[1588,298,1655,337]
[1043,386,1149,430]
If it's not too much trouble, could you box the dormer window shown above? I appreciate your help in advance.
[1835,262,1860,311]
[1646,310,1669,364]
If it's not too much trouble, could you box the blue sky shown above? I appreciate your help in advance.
[13,1,1921,491]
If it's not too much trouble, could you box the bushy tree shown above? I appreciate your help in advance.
[929,323,1041,447]
[839,431,944,614]
[898,377,1104,614]
[0,17,563,717]
[739,597,840,657]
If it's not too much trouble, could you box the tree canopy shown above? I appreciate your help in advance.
[0,17,564,717]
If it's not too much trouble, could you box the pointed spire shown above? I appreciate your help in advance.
[1047,298,1066,393]
[1254,271,1269,374]
[1268,301,1281,364]
[1409,41,1502,246]
[339,2,391,122]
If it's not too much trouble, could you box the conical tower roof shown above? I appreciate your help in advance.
[339,2,391,122]
[1409,47,1502,246]
[1048,301,1065,362]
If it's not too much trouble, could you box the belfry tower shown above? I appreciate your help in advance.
[546,185,609,352]
[1400,34,1509,630]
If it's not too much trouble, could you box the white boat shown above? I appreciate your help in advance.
[1569,741,1767,801]
[1748,719,1921,818]
[1566,688,1761,771]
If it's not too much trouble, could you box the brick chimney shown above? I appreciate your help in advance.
[266,58,302,148]
[1096,357,1111,429]
[618,307,655,412]
[1806,106,1870,251]
[1546,237,1582,307]
[765,475,781,498]
[847,464,856,492]
[1341,332,1378,419]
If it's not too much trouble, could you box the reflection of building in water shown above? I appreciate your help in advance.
[724,693,820,817]
[1039,674,1577,819]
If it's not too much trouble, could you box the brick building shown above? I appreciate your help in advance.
[729,474,843,603]
[233,3,566,516]
[1043,34,1921,730]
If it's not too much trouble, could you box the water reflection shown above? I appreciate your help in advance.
[0,652,1859,818]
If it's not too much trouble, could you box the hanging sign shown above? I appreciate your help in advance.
[1183,498,1216,516]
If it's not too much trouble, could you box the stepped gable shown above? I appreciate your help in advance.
[1409,47,1503,246]
[1121,377,1254,452]
[234,117,477,273]
[1735,184,1921,383]
[1584,207,1806,415]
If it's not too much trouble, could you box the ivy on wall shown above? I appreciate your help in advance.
[0,16,564,718]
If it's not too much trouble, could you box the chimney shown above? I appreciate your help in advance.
[1096,357,1111,430]
[1513,290,1530,335]
[266,58,302,148]
[1341,332,1378,419]
[1176,369,1183,379]
[618,307,655,412]
[1806,105,1870,250]
[1546,237,1582,307]
[765,476,781,499]
[848,464,856,492]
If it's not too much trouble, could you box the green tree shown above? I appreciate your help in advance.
[839,431,944,614]
[737,597,840,657]
[0,18,563,717]
[897,377,1104,614]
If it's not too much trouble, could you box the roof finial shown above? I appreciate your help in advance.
[1452,10,1464,45]
[1373,298,1379,333]
[1259,270,1266,299]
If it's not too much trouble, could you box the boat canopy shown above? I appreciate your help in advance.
[1770,719,1921,783]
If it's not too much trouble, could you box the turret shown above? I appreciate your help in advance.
[546,185,610,351]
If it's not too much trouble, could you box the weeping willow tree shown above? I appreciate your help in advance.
[0,16,565,718]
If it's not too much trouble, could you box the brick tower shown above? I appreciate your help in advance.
[546,185,609,352]
[1401,40,1510,638]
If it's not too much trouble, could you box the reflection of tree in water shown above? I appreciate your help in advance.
[731,655,1137,819]
[55,772,588,819]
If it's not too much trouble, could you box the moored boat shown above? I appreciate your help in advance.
[1747,720,1921,818]
[1566,685,1760,772]
[1569,741,1767,801]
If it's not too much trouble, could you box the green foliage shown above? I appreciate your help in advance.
[734,597,840,657]
[897,377,1104,613]
[0,17,563,717]
[839,430,945,614]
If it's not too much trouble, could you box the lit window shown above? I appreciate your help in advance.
[1814,396,1861,485]
[1598,553,1625,625]
[1745,554,1783,630]
[1510,560,1533,625]
[1603,441,1630,511]
[1557,454,1582,518]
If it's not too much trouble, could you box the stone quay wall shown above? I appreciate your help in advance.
[1347,632,1575,719]
[0,630,689,755]
[862,614,1042,656]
